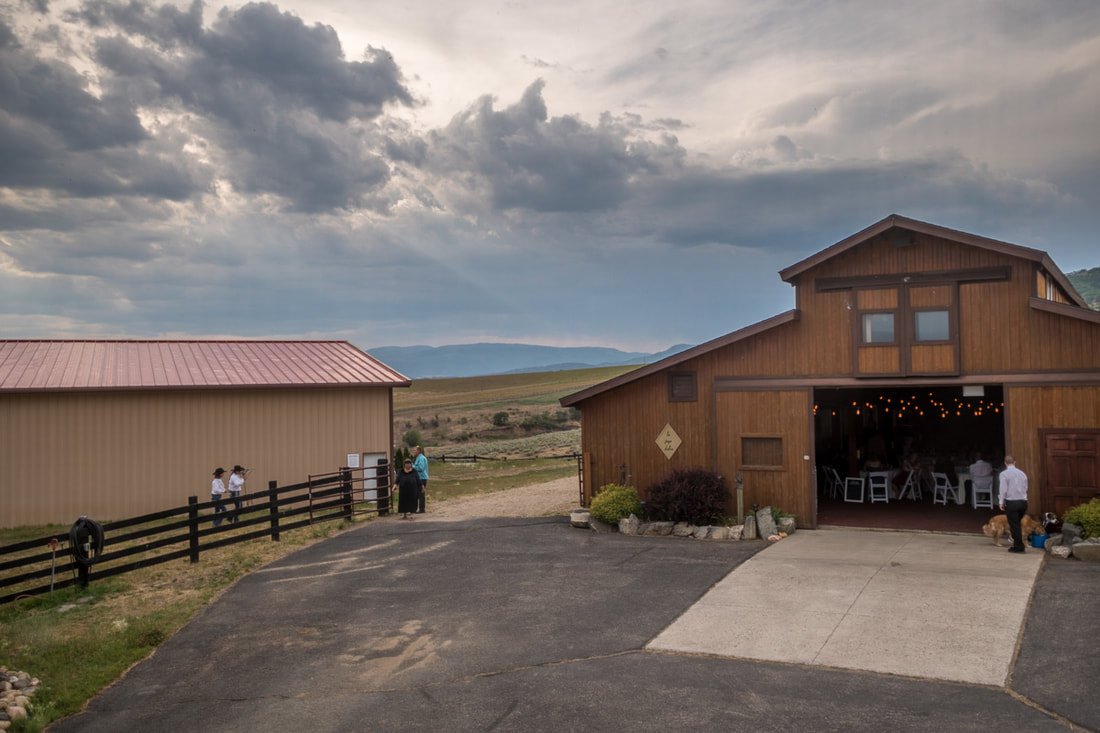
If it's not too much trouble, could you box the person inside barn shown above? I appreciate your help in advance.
[394,458,422,519]
[211,467,228,527]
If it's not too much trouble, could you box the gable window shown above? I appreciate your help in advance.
[914,309,950,342]
[861,313,895,344]
[668,372,697,402]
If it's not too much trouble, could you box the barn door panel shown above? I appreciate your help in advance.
[1042,430,1100,516]
[715,389,813,527]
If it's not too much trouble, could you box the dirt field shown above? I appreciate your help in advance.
[417,476,580,521]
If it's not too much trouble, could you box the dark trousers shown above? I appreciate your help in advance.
[212,493,227,527]
[229,491,242,523]
[1005,499,1029,549]
[418,481,427,513]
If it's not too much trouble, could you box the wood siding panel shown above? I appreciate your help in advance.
[858,347,901,374]
[1005,385,1100,512]
[908,285,953,308]
[715,390,812,526]
[857,289,898,309]
[911,345,955,373]
[0,387,394,527]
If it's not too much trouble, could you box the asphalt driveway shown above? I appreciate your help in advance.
[52,518,1097,732]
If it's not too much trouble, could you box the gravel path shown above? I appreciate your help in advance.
[416,476,580,521]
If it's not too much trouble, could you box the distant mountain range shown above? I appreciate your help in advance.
[368,342,693,378]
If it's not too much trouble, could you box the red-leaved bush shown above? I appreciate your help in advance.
[645,468,727,525]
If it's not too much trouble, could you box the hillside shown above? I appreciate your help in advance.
[392,364,634,457]
[1068,267,1100,310]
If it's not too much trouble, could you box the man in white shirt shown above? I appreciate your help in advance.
[998,455,1029,553]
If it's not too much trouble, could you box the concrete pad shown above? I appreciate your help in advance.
[648,528,1043,686]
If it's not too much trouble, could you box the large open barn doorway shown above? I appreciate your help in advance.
[814,385,1005,532]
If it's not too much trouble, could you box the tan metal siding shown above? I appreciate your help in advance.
[0,387,393,527]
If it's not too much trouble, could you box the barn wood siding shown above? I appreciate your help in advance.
[0,387,393,527]
[1006,385,1100,511]
[715,390,813,526]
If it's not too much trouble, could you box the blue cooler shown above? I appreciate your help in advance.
[1030,533,1048,549]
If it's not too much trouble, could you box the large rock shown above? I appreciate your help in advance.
[672,522,693,537]
[569,509,590,528]
[1050,545,1072,559]
[619,514,640,535]
[729,524,744,541]
[743,514,757,540]
[756,507,778,538]
[710,526,730,540]
[645,521,674,536]
[692,525,711,539]
[1071,540,1100,563]
[1062,522,1083,544]
[1045,534,1063,549]
[777,516,797,535]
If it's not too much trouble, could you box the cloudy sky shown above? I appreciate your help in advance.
[2,0,1098,352]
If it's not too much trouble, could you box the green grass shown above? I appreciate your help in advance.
[427,456,577,501]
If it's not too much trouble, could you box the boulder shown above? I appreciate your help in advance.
[1071,540,1100,563]
[619,514,640,535]
[710,526,730,540]
[777,516,797,535]
[1045,534,1063,550]
[692,525,711,539]
[569,509,590,528]
[1050,545,1072,559]
[756,507,778,538]
[588,518,616,533]
[653,521,674,536]
[1062,522,1083,544]
[729,524,744,541]
[743,514,757,540]
[672,522,693,537]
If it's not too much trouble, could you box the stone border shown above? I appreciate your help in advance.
[574,506,797,543]
[1,667,39,729]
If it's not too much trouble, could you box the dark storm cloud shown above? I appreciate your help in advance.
[0,18,208,202]
[78,0,414,211]
[425,80,684,213]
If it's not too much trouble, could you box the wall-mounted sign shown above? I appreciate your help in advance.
[656,424,682,459]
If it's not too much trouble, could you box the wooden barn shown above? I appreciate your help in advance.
[0,340,410,528]
[561,215,1100,530]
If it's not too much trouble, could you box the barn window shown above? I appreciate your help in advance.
[741,436,784,469]
[914,309,950,342]
[668,372,697,402]
[861,312,895,344]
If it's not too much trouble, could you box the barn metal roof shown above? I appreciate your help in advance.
[0,340,411,393]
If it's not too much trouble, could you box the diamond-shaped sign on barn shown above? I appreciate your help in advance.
[656,423,681,459]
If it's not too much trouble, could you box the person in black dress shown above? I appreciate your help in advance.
[394,458,422,519]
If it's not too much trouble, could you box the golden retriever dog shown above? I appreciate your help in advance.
[982,514,1041,547]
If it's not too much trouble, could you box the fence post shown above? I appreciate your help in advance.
[187,495,200,563]
[377,460,390,516]
[268,480,280,542]
[340,469,353,519]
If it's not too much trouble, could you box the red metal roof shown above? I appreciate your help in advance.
[0,340,410,392]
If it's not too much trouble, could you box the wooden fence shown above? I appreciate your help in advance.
[0,464,390,605]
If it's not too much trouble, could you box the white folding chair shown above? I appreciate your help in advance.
[971,475,994,509]
[932,472,959,506]
[897,470,920,501]
[867,471,890,503]
[843,476,865,503]
[825,466,844,499]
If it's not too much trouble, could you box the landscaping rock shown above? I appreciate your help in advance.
[569,509,590,528]
[1071,540,1100,563]
[672,522,693,537]
[710,526,730,540]
[777,516,797,535]
[652,521,674,536]
[692,525,711,539]
[588,518,615,533]
[619,514,640,535]
[744,514,757,539]
[1045,534,1063,549]
[1050,545,1072,559]
[1062,523,1083,544]
[756,507,778,538]
[729,524,744,540]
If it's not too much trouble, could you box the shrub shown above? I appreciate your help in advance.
[645,468,727,525]
[589,484,642,525]
[1064,498,1100,539]
[520,412,558,431]
[401,429,422,448]
[491,411,509,426]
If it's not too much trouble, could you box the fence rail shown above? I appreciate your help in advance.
[0,464,391,605]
